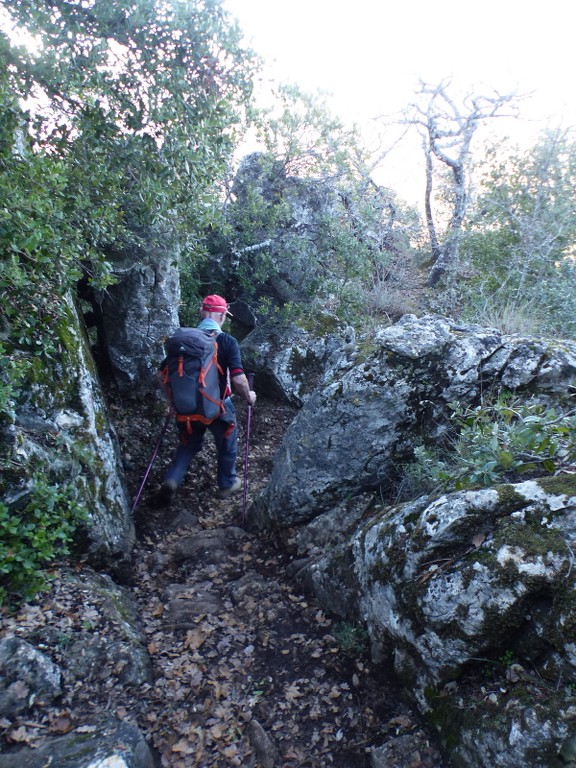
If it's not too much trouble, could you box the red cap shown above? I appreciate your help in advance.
[201,294,232,316]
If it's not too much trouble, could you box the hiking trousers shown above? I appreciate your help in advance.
[163,399,238,491]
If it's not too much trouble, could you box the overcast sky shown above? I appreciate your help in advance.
[223,0,576,203]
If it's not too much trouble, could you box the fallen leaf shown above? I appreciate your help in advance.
[285,684,304,702]
[49,713,73,734]
[8,726,33,744]
[209,723,225,739]
[389,715,413,728]
[172,738,196,755]
[184,628,208,650]
[315,610,331,626]
[147,641,162,654]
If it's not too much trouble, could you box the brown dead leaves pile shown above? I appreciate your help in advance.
[0,395,446,768]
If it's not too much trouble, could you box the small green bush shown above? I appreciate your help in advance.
[404,395,576,495]
[332,621,370,655]
[0,476,88,606]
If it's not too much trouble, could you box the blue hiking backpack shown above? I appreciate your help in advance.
[160,327,225,431]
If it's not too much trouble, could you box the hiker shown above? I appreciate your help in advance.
[158,294,256,503]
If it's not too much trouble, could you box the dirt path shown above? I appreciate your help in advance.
[124,393,447,767]
[0,391,447,766]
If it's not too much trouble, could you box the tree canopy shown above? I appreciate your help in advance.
[0,0,259,603]
[406,79,518,287]
[460,128,576,335]
[4,0,257,247]
[0,0,257,417]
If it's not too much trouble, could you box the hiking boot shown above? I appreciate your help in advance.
[216,477,242,499]
[157,479,177,505]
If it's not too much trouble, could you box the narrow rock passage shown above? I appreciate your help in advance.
[122,393,447,767]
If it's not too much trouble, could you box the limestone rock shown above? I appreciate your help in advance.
[240,318,355,406]
[0,718,154,768]
[0,637,61,717]
[96,243,181,394]
[3,293,134,570]
[248,315,576,530]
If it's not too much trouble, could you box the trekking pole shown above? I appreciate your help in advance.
[130,408,172,515]
[242,373,255,527]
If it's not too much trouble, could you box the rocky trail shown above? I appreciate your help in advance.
[0,390,448,767]
[123,391,447,768]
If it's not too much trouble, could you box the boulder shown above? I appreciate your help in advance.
[29,569,152,690]
[96,245,181,393]
[247,313,576,767]
[0,569,154,767]
[3,294,134,570]
[0,718,154,768]
[213,152,352,316]
[0,637,61,717]
[247,315,576,530]
[240,317,355,406]
[353,476,576,702]
[306,475,576,768]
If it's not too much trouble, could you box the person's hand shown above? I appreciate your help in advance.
[247,391,257,406]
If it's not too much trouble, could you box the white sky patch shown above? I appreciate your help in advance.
[0,6,42,55]
[224,0,576,204]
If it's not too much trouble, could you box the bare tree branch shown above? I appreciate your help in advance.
[404,80,520,286]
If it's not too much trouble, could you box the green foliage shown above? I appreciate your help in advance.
[0,477,88,606]
[499,649,515,668]
[404,395,576,495]
[225,154,294,292]
[332,621,370,656]
[0,343,25,424]
[460,129,576,337]
[0,0,257,339]
[214,86,414,323]
[255,83,361,179]
[0,0,258,402]
[0,148,106,340]
[0,1,258,609]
